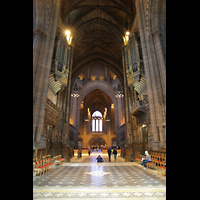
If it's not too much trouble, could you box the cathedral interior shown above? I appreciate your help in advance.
[33,0,166,199]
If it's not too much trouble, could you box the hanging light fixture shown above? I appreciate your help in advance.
[115,83,124,98]
[71,83,80,97]
[65,30,73,45]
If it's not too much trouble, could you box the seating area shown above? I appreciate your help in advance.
[33,154,65,176]
[54,155,65,165]
[134,152,166,176]
[134,154,146,163]
[33,158,54,176]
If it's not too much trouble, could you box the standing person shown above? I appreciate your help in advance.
[107,147,112,162]
[113,148,117,162]
[88,148,91,156]
[140,151,151,169]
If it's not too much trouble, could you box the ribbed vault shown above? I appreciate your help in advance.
[59,0,136,87]
[84,89,112,115]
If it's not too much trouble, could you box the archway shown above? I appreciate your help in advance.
[75,81,120,142]
[87,136,107,147]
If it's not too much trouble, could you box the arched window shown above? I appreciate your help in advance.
[92,111,103,132]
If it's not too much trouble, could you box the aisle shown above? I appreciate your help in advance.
[70,149,125,163]
[33,150,166,199]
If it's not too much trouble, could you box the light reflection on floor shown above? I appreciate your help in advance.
[33,150,166,199]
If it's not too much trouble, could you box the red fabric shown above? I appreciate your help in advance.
[35,163,54,169]
[159,166,166,169]
[56,158,64,161]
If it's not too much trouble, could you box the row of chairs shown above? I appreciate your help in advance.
[54,155,65,165]
[149,151,166,158]
[33,155,64,176]
[147,155,166,176]
[33,158,54,176]
[33,155,51,163]
[135,154,166,176]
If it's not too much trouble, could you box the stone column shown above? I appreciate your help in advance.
[117,97,121,126]
[64,45,74,142]
[33,0,60,148]
[121,46,132,143]
[135,0,166,150]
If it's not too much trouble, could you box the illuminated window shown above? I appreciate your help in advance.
[96,119,99,131]
[92,111,103,132]
[99,119,102,131]
[92,120,95,131]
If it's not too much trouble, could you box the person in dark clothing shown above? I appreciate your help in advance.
[96,155,104,162]
[107,147,112,162]
[88,148,91,156]
[113,148,117,162]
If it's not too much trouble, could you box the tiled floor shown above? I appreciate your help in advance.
[33,150,166,199]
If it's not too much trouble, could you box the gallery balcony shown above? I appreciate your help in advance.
[46,98,61,117]
[132,100,146,117]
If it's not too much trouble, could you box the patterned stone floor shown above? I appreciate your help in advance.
[33,150,166,199]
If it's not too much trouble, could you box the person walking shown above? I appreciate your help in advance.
[88,148,91,156]
[107,147,112,162]
[113,148,117,162]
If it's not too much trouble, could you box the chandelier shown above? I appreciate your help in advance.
[115,83,124,98]
[71,83,80,97]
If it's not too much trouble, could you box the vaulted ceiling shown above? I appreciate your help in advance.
[59,0,136,85]
[83,89,112,115]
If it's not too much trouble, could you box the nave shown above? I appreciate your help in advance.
[33,150,166,199]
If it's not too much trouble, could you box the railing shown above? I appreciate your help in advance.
[132,100,146,117]
[137,100,145,107]
[46,98,61,114]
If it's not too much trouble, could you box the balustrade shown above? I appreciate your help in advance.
[46,98,61,115]
[132,100,145,117]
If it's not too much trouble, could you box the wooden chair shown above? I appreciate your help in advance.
[54,155,65,165]
[146,155,156,170]
[33,162,38,175]
[158,159,166,175]
[158,165,166,175]
[55,158,65,165]
[34,165,43,176]
[147,162,156,169]
[135,157,142,163]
